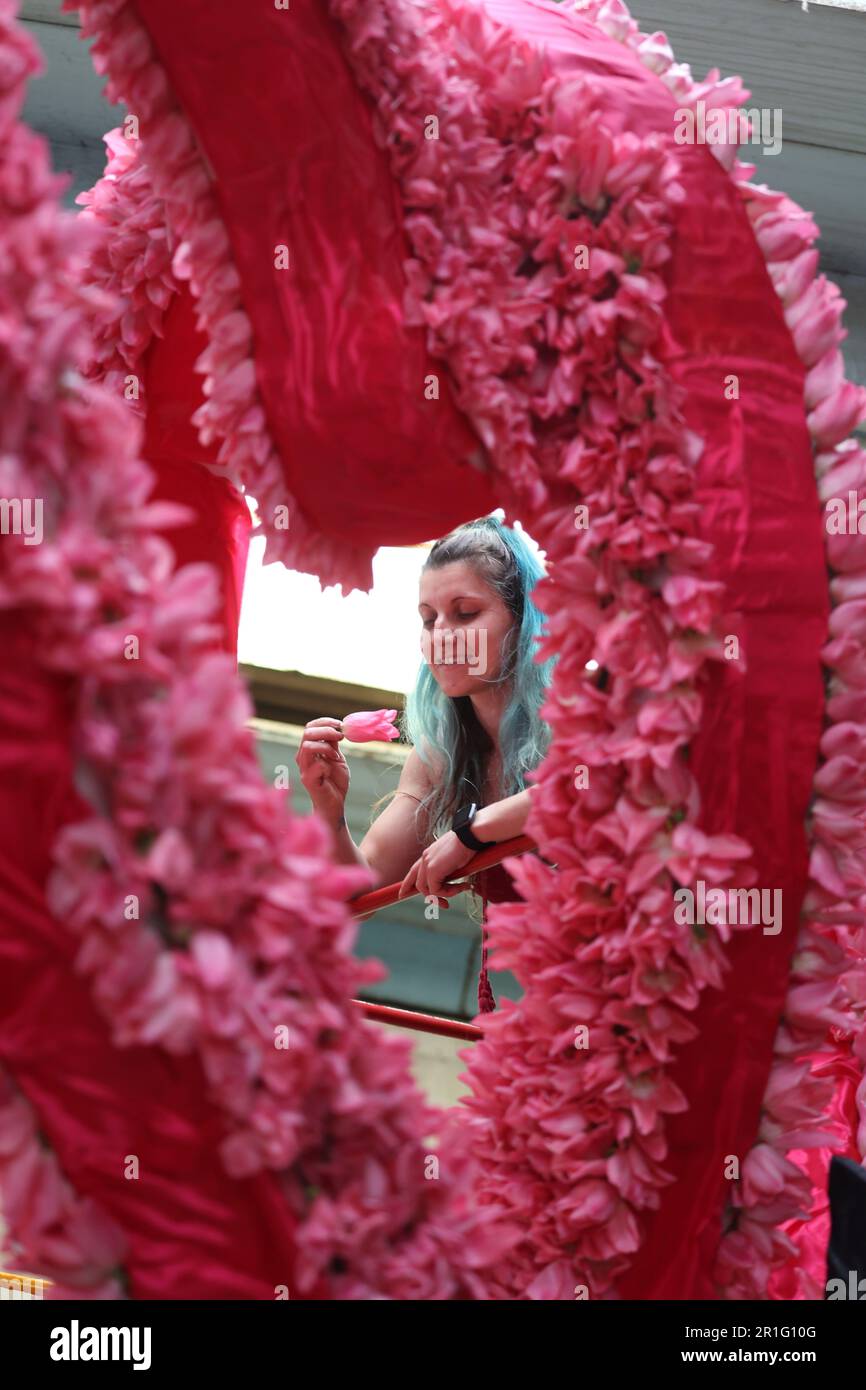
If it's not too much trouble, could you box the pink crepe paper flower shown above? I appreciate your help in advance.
[340,709,399,743]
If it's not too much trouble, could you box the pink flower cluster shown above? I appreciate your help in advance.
[74,125,176,409]
[2,0,519,1298]
[327,0,762,1296]
[583,0,866,1300]
[0,1066,126,1299]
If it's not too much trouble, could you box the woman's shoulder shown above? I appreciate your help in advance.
[402,739,446,790]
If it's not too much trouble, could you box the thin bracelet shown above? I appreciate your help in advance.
[393,791,424,805]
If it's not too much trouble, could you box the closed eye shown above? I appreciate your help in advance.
[422,611,480,627]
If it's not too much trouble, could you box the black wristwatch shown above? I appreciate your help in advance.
[451,802,497,853]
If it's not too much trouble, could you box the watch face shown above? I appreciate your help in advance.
[454,802,476,831]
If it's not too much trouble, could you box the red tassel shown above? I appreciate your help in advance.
[477,967,496,1014]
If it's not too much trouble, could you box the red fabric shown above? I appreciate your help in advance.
[476,861,521,905]
[142,282,252,657]
[0,617,327,1297]
[133,0,500,560]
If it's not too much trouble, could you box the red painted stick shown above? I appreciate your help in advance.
[349,834,537,1042]
[356,1001,483,1041]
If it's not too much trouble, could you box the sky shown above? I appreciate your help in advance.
[238,536,435,692]
[237,510,546,693]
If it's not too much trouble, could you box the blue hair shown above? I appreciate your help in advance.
[402,515,556,840]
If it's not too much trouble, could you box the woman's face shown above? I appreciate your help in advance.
[418,560,515,696]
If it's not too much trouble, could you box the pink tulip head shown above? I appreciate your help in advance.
[340,709,400,743]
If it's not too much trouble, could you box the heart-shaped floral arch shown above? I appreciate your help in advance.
[0,0,864,1300]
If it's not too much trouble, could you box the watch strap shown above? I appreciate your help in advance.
[452,802,496,852]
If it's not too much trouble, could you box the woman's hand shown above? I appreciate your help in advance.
[396,831,476,902]
[295,717,350,823]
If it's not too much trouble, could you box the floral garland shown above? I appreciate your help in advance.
[2,0,518,1298]
[74,125,176,414]
[576,0,866,1299]
[0,1066,127,1299]
[0,6,129,1294]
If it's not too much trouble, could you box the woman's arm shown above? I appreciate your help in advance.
[345,746,436,894]
[396,784,538,902]
[471,785,536,843]
[296,719,440,893]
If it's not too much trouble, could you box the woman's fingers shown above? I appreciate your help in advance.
[296,722,345,770]
[301,744,341,763]
[297,747,339,765]
[422,851,451,898]
[297,749,339,779]
[299,731,343,752]
[397,860,420,899]
[422,855,465,899]
[395,863,449,909]
[415,858,431,900]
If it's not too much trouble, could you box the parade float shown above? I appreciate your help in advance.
[0,0,864,1299]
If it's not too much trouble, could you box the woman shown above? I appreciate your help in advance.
[295,514,556,1010]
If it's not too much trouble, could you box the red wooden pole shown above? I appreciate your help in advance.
[347,833,536,919]
[356,1001,483,1042]
[349,834,537,1042]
